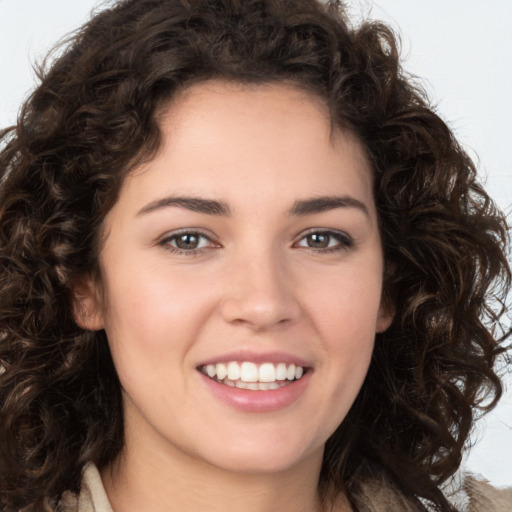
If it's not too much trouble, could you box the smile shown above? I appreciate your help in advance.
[199,361,305,391]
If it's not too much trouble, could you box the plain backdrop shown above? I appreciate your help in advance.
[1,0,511,487]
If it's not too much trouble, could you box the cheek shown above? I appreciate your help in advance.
[103,257,206,327]
[99,262,216,381]
[301,261,382,397]
[304,262,384,337]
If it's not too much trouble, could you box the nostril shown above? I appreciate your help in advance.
[219,293,300,331]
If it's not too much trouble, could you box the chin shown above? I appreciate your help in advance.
[195,434,323,476]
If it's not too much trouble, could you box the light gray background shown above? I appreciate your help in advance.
[1,0,511,487]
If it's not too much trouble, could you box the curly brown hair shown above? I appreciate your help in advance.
[0,0,510,510]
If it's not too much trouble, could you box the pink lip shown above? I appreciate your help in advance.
[198,370,312,413]
[197,350,311,368]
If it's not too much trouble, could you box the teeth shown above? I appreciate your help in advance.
[258,363,275,382]
[227,361,241,380]
[286,364,296,381]
[201,361,306,385]
[240,362,258,382]
[230,380,286,390]
[216,363,228,380]
[275,363,287,380]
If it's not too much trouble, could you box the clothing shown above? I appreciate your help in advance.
[463,478,512,512]
[59,464,511,512]
[351,474,512,512]
[60,465,113,512]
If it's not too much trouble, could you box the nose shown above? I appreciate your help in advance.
[219,248,301,331]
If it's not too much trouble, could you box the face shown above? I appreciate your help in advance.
[76,81,392,476]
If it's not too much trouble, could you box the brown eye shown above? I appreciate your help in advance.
[296,230,353,251]
[160,231,214,253]
[175,233,201,250]
[306,233,330,248]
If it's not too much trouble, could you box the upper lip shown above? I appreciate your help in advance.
[196,350,312,369]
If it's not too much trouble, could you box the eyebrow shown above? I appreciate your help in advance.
[136,194,370,218]
[289,196,370,218]
[137,196,231,216]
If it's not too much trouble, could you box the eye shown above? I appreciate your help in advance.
[159,230,217,254]
[295,230,353,252]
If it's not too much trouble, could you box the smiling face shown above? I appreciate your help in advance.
[76,81,392,477]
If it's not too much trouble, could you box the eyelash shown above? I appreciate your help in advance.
[293,229,354,253]
[158,229,354,255]
[158,229,217,255]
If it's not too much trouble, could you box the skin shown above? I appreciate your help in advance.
[76,81,393,512]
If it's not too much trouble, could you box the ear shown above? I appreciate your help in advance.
[376,262,395,333]
[72,275,105,331]
[376,298,394,333]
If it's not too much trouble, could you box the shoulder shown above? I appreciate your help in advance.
[351,472,511,512]
[440,473,511,512]
[58,464,113,512]
[464,476,512,512]
[348,476,426,511]
[59,466,512,512]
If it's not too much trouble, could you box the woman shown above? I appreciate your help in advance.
[0,0,510,510]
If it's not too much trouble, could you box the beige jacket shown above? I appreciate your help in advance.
[60,464,511,512]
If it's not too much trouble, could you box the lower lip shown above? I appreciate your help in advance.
[199,371,312,412]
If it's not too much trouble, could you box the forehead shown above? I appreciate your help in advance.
[123,80,375,215]
[162,80,330,126]
[158,80,361,159]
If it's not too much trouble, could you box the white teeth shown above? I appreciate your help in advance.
[258,363,276,382]
[240,362,258,382]
[227,361,241,380]
[216,363,228,380]
[275,363,287,380]
[230,380,281,391]
[201,361,306,386]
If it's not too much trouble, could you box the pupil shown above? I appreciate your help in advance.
[308,233,329,248]
[177,234,198,249]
